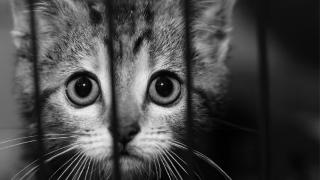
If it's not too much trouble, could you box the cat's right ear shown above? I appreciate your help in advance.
[10,0,78,50]
[10,0,56,49]
[10,0,59,50]
[10,0,32,49]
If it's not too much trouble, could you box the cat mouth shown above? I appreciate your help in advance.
[120,150,131,156]
[117,144,142,160]
[119,150,141,161]
[107,144,145,165]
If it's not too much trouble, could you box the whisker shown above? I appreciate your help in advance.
[97,159,102,178]
[159,153,173,180]
[170,140,232,180]
[153,156,159,180]
[12,143,78,180]
[0,140,37,151]
[106,169,112,180]
[170,150,202,180]
[193,151,231,180]
[84,158,92,180]
[65,153,86,180]
[74,156,89,180]
[49,151,82,180]
[0,136,38,145]
[147,160,151,179]
[155,155,162,180]
[210,116,257,134]
[17,163,38,180]
[166,149,189,176]
[45,143,80,163]
[71,157,85,180]
[0,134,77,145]
[17,144,80,180]
[43,136,79,141]
[57,152,83,180]
[89,158,96,180]
[0,136,78,151]
[158,147,177,180]
[163,149,183,180]
[170,151,187,166]
[11,160,38,180]
[81,157,90,180]
[104,169,111,180]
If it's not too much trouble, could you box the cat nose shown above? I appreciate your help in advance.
[118,123,140,145]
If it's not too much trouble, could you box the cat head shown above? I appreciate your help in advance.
[11,0,235,177]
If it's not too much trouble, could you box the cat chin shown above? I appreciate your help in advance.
[96,155,149,179]
[119,155,145,172]
[117,155,155,180]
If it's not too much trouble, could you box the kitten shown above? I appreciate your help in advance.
[10,0,235,179]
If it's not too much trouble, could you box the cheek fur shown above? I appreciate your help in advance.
[77,127,113,160]
[130,118,173,158]
[125,104,185,160]
[42,89,114,158]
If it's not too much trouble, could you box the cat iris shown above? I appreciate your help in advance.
[65,72,100,106]
[148,72,182,106]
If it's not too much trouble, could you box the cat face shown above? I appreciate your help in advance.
[11,0,234,178]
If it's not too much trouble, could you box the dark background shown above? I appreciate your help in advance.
[210,0,319,180]
[0,0,318,179]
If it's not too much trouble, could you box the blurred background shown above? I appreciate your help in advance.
[0,0,318,179]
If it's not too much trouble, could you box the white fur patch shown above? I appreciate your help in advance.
[133,43,151,105]
[81,41,112,108]
[77,128,113,160]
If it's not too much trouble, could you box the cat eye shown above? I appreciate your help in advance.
[148,73,181,106]
[66,73,100,106]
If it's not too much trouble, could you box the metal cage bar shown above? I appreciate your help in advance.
[104,0,121,180]
[27,0,47,179]
[182,0,196,179]
[257,0,270,180]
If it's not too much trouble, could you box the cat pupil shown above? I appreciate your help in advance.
[74,77,92,98]
[155,77,173,97]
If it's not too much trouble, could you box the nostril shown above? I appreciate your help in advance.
[127,126,140,138]
[119,124,140,145]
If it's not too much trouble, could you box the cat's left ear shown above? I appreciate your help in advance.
[191,0,236,62]
[190,0,235,98]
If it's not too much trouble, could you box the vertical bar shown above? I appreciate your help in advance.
[182,0,196,179]
[104,0,121,180]
[256,0,270,180]
[27,0,47,179]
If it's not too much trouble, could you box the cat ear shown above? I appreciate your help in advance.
[191,0,236,62]
[10,0,79,49]
[190,0,235,98]
[11,0,31,49]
